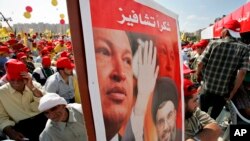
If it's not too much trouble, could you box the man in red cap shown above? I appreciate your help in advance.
[44,57,75,103]
[32,56,56,85]
[0,59,47,141]
[16,52,35,73]
[183,64,195,79]
[196,20,250,119]
[190,39,209,82]
[184,79,221,141]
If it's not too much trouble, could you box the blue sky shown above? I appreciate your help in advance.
[156,0,249,32]
[0,0,249,32]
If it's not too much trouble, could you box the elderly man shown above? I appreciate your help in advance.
[38,93,88,141]
[184,79,222,141]
[0,59,46,141]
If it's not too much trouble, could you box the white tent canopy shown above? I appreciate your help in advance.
[201,25,214,39]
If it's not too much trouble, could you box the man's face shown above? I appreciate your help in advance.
[64,68,73,76]
[93,28,134,132]
[185,94,199,119]
[156,101,176,141]
[156,38,175,77]
[44,105,67,122]
[9,79,25,92]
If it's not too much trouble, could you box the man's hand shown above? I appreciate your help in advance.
[20,72,33,89]
[3,126,26,141]
[134,39,159,115]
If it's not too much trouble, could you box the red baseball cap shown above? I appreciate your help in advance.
[22,47,31,53]
[56,57,75,69]
[42,56,51,67]
[41,48,49,56]
[184,79,199,97]
[17,52,27,60]
[5,59,28,80]
[183,64,195,75]
[223,20,241,38]
[195,39,209,49]
[60,51,70,58]
[0,46,10,54]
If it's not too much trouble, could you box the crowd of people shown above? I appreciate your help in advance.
[0,32,85,141]
[182,20,250,140]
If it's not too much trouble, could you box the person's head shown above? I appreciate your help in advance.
[56,57,75,76]
[93,27,134,140]
[152,77,178,141]
[5,59,28,92]
[16,52,27,62]
[183,64,195,79]
[221,20,241,39]
[38,93,68,122]
[59,40,64,46]
[184,79,200,119]
[0,46,11,57]
[42,56,51,68]
[194,39,209,55]
[156,36,176,77]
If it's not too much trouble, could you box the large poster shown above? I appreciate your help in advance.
[79,0,183,140]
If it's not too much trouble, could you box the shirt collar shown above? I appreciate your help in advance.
[8,83,30,94]
[51,107,77,131]
[55,72,64,82]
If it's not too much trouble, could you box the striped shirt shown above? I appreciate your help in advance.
[198,38,250,96]
[185,108,216,139]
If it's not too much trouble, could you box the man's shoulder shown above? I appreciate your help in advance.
[0,83,10,92]
[0,84,11,99]
[46,72,59,82]
[33,67,42,73]
[68,103,83,114]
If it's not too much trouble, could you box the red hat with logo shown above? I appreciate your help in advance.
[17,52,27,60]
[56,57,75,69]
[184,79,199,97]
[223,20,241,38]
[5,59,28,80]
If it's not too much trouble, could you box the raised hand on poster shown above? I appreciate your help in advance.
[131,39,159,141]
[134,39,159,115]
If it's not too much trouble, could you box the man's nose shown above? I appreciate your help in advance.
[110,59,126,82]
[46,111,55,119]
[163,120,171,130]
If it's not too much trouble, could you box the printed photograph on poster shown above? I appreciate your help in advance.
[79,0,183,140]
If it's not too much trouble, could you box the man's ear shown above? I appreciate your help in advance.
[221,29,229,38]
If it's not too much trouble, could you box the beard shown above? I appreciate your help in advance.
[185,110,194,119]
[170,126,176,141]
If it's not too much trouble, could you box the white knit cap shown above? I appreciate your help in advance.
[38,93,67,112]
